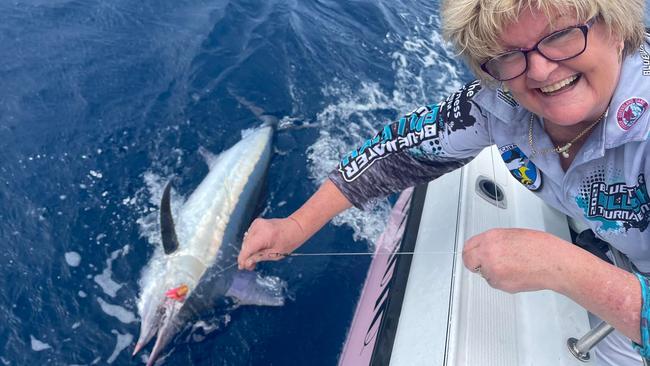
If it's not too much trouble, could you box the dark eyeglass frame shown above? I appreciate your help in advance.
[480,18,596,81]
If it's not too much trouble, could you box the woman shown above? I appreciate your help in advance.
[238,0,650,363]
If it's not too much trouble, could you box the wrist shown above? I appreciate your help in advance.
[284,215,307,251]
[540,234,581,294]
[287,215,305,236]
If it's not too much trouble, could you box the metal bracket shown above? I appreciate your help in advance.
[567,321,615,362]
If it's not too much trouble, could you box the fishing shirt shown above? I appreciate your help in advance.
[329,37,650,272]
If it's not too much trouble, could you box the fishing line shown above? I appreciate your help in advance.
[213,262,239,275]
[261,251,457,258]
[488,120,504,223]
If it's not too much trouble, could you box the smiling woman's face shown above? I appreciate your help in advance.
[502,7,624,126]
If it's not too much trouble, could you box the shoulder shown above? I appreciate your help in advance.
[605,43,650,146]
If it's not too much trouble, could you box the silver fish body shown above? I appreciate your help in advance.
[134,126,284,365]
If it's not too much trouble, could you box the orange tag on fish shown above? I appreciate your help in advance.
[165,284,189,302]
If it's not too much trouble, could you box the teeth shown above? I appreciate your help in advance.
[540,75,578,93]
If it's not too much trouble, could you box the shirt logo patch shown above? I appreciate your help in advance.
[496,88,518,108]
[439,80,483,133]
[617,97,648,131]
[499,144,542,191]
[584,174,650,233]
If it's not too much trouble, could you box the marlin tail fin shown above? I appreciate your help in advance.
[225,270,285,306]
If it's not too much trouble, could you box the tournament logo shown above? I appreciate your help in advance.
[499,144,542,191]
[586,174,650,233]
[616,97,648,131]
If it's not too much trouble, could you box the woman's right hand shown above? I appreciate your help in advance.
[237,179,352,271]
[237,216,306,271]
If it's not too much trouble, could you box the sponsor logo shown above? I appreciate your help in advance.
[587,174,650,232]
[499,144,542,191]
[641,44,650,76]
[338,106,440,182]
[497,88,518,108]
[439,79,483,133]
[616,97,648,131]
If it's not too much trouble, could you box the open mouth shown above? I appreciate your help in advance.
[538,74,581,96]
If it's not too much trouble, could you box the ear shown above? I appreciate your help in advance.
[617,39,626,62]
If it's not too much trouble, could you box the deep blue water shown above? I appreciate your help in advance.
[0,1,647,365]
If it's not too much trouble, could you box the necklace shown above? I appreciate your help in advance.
[528,110,608,159]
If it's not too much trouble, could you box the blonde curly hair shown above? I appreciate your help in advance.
[441,0,647,82]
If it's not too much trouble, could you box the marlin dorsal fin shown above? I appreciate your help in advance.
[160,181,179,255]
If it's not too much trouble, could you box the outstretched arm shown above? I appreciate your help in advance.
[237,179,352,270]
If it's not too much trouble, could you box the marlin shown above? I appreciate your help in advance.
[133,124,285,365]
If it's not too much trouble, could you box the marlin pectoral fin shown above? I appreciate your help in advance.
[160,181,180,255]
[225,270,285,306]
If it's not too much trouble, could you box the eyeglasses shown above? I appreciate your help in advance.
[480,18,596,81]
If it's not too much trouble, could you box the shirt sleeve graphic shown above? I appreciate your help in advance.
[329,80,491,209]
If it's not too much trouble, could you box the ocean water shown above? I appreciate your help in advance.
[0,1,647,365]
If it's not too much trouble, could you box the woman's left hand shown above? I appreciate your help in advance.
[462,228,569,293]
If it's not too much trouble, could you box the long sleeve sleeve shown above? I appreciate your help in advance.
[328,80,493,209]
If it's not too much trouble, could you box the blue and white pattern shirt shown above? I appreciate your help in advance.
[330,37,650,271]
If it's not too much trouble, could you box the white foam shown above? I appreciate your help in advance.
[96,298,137,324]
[122,196,136,206]
[89,170,103,179]
[107,330,133,364]
[94,271,122,298]
[72,322,81,329]
[30,335,51,351]
[65,252,81,267]
[78,291,87,298]
[192,320,219,334]
[94,245,129,297]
